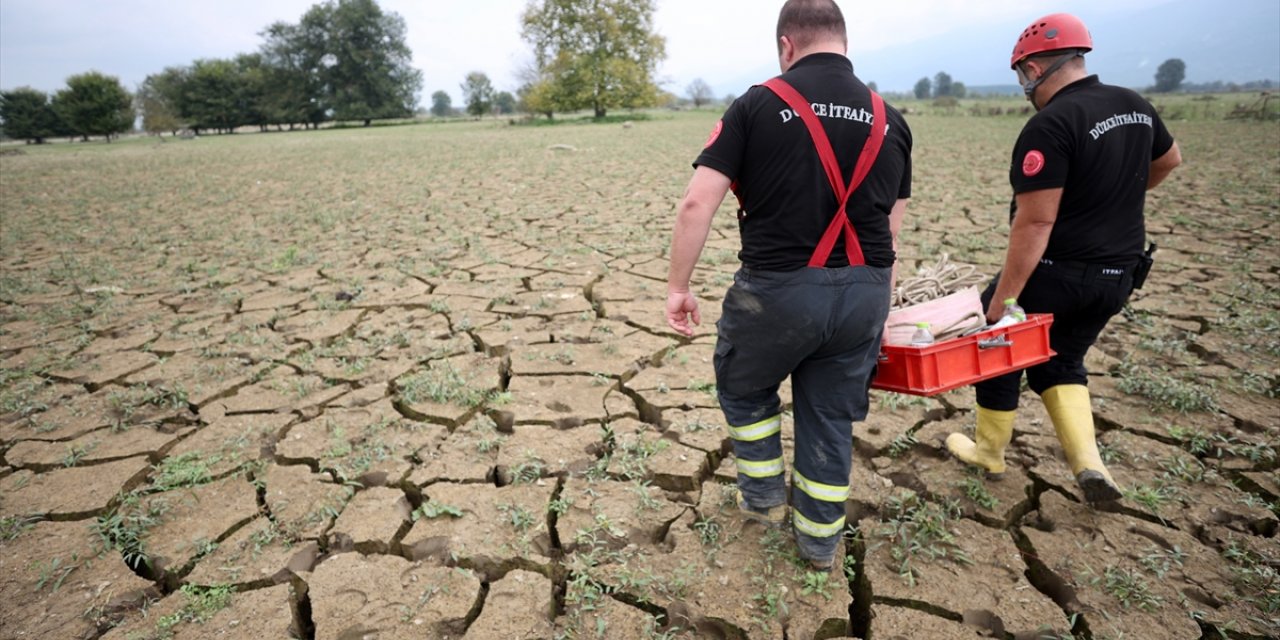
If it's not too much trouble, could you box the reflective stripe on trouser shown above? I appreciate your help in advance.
[793,510,846,538]
[792,470,849,539]
[714,265,890,561]
[727,414,786,504]
[793,469,850,502]
[735,452,785,479]
[728,415,782,442]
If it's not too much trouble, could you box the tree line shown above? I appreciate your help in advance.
[139,0,421,135]
[1,0,421,143]
[903,59,1209,101]
[913,72,968,101]
[431,74,519,118]
[0,73,133,143]
[9,0,1245,144]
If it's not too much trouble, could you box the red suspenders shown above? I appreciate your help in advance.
[759,78,886,268]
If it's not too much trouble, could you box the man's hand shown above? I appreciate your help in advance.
[985,298,1007,325]
[665,166,730,338]
[665,291,701,337]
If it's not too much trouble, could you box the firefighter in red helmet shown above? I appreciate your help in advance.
[946,13,1183,503]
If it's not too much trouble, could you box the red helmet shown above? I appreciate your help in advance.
[1010,13,1092,68]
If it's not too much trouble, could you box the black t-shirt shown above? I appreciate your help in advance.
[694,53,912,271]
[1010,75,1175,264]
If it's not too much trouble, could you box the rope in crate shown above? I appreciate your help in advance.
[892,253,986,308]
[889,253,989,341]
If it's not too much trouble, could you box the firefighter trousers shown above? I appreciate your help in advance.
[975,261,1134,411]
[714,264,890,561]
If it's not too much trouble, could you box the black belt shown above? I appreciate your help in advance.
[1037,258,1133,283]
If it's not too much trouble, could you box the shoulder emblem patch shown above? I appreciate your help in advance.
[1022,150,1046,177]
[704,120,724,148]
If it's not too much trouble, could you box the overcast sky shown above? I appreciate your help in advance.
[0,0,1188,103]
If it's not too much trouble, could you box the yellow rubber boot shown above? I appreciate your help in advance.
[1042,384,1123,504]
[945,406,1016,477]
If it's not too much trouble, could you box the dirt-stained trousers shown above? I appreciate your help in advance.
[714,264,890,561]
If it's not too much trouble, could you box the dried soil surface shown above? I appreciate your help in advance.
[0,113,1276,639]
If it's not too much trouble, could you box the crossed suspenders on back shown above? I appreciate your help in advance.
[759,78,886,268]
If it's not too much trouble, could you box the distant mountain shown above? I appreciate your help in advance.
[711,0,1279,95]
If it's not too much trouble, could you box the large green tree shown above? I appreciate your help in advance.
[1154,58,1186,93]
[521,0,666,118]
[933,71,954,98]
[913,76,931,100]
[461,72,495,117]
[182,59,242,134]
[258,20,330,129]
[430,90,453,117]
[137,67,188,135]
[493,91,517,115]
[515,62,556,119]
[234,53,273,130]
[303,0,423,125]
[52,72,134,141]
[0,87,64,143]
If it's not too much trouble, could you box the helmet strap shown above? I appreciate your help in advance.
[1019,50,1083,110]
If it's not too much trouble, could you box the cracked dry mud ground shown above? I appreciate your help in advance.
[0,112,1276,640]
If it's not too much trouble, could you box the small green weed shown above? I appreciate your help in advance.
[693,516,722,548]
[1157,455,1208,483]
[94,492,169,570]
[155,584,234,634]
[801,570,833,600]
[872,491,972,586]
[413,500,464,520]
[886,432,918,458]
[61,440,99,467]
[33,555,79,592]
[1137,545,1187,579]
[1124,482,1180,517]
[398,364,501,408]
[1222,539,1280,621]
[151,451,216,491]
[1116,361,1218,413]
[612,435,669,480]
[498,503,537,532]
[958,475,999,510]
[106,383,189,428]
[1101,565,1164,612]
[687,380,716,394]
[547,495,572,516]
[1,515,38,541]
[877,391,929,412]
[509,454,547,484]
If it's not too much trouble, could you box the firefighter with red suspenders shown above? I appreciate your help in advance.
[945,13,1182,503]
[665,0,912,570]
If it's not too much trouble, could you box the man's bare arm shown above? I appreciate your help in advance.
[1148,141,1181,190]
[987,188,1062,323]
[665,166,732,336]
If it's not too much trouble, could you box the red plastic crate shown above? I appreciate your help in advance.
[872,314,1056,397]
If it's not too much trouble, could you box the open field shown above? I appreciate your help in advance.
[0,109,1277,639]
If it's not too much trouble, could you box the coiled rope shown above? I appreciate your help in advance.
[889,253,990,341]
[892,253,987,309]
